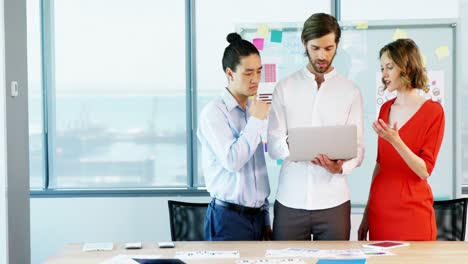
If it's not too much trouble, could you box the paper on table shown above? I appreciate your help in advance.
[265,248,393,258]
[363,241,410,249]
[238,259,305,264]
[100,255,162,264]
[175,250,239,259]
[316,259,366,264]
[266,248,319,258]
[100,255,139,264]
[83,242,114,252]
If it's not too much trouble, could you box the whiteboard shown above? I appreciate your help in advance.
[239,19,456,205]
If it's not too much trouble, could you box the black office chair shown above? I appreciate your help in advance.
[168,200,208,241]
[433,198,468,241]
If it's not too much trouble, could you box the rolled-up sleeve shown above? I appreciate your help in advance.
[419,104,445,175]
[342,88,365,175]
[267,84,290,160]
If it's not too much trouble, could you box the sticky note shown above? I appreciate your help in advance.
[393,28,407,40]
[435,45,449,60]
[253,38,264,50]
[261,64,277,83]
[421,54,427,67]
[270,29,283,43]
[257,24,269,38]
[355,21,368,29]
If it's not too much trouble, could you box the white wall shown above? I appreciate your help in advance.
[30,198,468,264]
[31,197,366,264]
[0,0,8,262]
[340,0,458,20]
[31,197,211,264]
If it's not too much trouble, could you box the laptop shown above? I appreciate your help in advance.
[287,125,357,161]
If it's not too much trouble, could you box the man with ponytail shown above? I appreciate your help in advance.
[197,33,272,241]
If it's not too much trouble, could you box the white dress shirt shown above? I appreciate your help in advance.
[197,88,270,215]
[268,67,364,210]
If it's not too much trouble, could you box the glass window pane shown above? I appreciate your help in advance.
[27,0,44,189]
[195,0,331,191]
[461,0,468,185]
[50,0,187,188]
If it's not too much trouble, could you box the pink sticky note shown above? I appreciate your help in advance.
[253,38,264,51]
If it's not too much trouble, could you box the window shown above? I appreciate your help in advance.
[32,0,187,189]
[28,0,331,192]
[461,0,468,188]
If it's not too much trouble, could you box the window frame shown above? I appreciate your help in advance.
[32,0,203,196]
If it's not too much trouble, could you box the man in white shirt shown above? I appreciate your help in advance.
[268,13,364,240]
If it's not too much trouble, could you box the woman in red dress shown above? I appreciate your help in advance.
[358,39,445,241]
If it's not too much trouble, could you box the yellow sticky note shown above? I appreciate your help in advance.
[355,21,368,29]
[421,54,427,67]
[393,28,407,40]
[435,45,449,60]
[257,24,269,38]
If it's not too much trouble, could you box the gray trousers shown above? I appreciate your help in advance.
[272,200,351,241]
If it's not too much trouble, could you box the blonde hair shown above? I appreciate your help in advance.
[379,38,428,92]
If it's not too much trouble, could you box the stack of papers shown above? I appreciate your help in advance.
[83,243,113,252]
[100,255,187,264]
[265,248,393,259]
[237,259,305,264]
[266,248,319,258]
[175,250,239,259]
[100,255,161,264]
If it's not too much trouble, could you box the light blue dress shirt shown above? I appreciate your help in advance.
[197,88,270,222]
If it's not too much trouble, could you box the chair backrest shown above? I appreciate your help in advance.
[167,200,208,241]
[433,198,468,241]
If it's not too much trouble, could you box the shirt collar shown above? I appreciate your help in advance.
[221,88,243,112]
[303,66,337,81]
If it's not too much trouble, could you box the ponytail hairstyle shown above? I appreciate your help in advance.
[222,32,260,72]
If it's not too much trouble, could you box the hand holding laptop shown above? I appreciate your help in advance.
[311,154,344,174]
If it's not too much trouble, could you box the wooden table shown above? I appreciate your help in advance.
[44,241,468,264]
